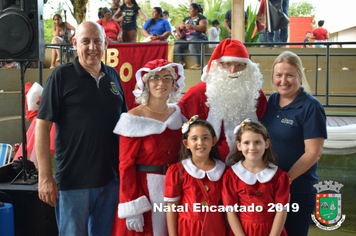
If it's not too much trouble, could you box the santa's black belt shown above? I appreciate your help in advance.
[135,164,169,174]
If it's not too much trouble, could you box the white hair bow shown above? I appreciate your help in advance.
[182,115,199,134]
[233,118,252,134]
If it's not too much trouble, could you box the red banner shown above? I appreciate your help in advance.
[256,0,267,33]
[104,43,168,109]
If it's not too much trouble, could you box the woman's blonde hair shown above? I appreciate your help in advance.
[271,51,311,93]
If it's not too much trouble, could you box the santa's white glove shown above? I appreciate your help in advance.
[126,214,144,232]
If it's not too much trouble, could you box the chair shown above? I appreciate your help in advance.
[0,143,13,165]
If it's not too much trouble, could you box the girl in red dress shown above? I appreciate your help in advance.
[164,116,227,236]
[222,119,290,236]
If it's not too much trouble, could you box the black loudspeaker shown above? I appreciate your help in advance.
[0,184,58,236]
[0,0,45,62]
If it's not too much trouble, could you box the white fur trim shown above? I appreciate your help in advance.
[27,82,43,111]
[207,111,258,164]
[147,174,168,236]
[182,158,226,181]
[201,65,209,82]
[113,104,183,137]
[225,112,258,159]
[219,56,251,64]
[118,195,152,218]
[164,196,181,202]
[201,58,252,82]
[231,161,278,185]
[206,114,222,141]
[133,63,185,98]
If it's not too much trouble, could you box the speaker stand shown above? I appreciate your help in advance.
[11,61,37,185]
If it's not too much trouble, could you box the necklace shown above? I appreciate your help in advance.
[145,105,168,114]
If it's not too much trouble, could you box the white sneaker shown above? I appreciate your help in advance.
[50,65,55,69]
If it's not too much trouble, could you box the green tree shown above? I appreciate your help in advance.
[44,18,55,44]
[71,0,89,24]
[136,1,152,42]
[288,1,315,17]
[202,0,231,40]
[158,1,187,30]
[44,0,88,24]
[245,4,259,45]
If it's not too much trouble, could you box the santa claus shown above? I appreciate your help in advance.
[178,39,267,164]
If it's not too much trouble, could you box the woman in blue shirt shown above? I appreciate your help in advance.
[261,51,327,236]
[142,7,171,42]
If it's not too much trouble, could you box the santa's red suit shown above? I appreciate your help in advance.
[178,82,266,163]
[178,39,267,163]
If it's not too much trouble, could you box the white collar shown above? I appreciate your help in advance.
[231,161,277,185]
[182,158,225,181]
[113,104,183,137]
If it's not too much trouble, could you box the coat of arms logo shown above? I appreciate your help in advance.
[311,180,346,230]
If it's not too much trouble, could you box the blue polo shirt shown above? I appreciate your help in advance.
[261,88,327,194]
[142,18,171,36]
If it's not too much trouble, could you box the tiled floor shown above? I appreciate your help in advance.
[327,116,356,127]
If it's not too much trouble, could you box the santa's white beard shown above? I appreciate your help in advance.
[205,62,263,128]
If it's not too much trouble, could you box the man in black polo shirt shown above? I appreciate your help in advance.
[36,21,127,236]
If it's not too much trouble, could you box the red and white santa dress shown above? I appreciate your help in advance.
[164,158,227,236]
[14,82,55,166]
[110,105,184,236]
[222,161,290,236]
[178,39,267,163]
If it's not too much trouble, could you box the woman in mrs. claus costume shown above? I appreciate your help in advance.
[111,59,186,236]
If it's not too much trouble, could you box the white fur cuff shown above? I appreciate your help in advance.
[163,196,181,202]
[118,195,152,219]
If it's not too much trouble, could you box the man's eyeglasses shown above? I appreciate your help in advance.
[149,75,174,83]
[220,62,246,71]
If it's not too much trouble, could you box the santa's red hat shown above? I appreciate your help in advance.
[201,39,250,82]
[133,59,185,98]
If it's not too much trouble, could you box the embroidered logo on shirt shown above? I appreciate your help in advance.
[110,82,119,95]
[281,118,294,125]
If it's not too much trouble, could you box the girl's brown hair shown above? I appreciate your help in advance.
[180,119,220,161]
[230,121,277,168]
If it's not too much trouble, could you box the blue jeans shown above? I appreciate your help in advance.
[267,0,289,44]
[55,178,120,236]
[314,40,326,48]
[285,193,315,236]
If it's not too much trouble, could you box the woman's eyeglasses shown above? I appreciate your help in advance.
[149,75,174,83]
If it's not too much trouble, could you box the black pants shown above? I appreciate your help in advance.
[285,193,315,236]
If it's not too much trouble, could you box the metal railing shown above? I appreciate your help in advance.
[173,40,356,109]
[45,43,75,65]
[43,41,356,109]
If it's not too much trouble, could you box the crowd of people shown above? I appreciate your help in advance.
[0,1,331,70]
[34,12,327,235]
[0,0,330,235]
[0,0,336,73]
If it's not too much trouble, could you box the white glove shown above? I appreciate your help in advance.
[126,214,144,232]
